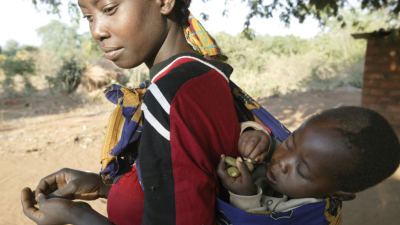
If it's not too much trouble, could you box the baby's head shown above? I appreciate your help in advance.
[266,106,400,201]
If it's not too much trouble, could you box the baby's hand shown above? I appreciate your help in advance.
[217,155,256,196]
[239,130,270,164]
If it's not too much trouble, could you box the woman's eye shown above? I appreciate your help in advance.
[83,15,93,22]
[103,5,117,14]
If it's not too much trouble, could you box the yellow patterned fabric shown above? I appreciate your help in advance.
[100,83,148,181]
[100,102,124,172]
[324,198,342,225]
[181,0,228,62]
[246,198,342,224]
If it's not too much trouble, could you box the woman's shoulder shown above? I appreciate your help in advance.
[150,52,233,85]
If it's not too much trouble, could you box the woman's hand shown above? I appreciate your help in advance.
[238,130,270,164]
[217,155,257,196]
[35,168,111,201]
[22,187,90,225]
[21,187,113,225]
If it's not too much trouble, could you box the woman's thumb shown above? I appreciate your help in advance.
[50,182,77,199]
[37,193,47,205]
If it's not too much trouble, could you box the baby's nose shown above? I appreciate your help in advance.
[270,158,281,172]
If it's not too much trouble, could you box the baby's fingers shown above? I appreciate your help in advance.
[254,152,268,164]
[249,134,270,162]
[248,142,268,161]
[244,137,262,159]
[238,132,250,156]
[217,155,237,189]
[236,157,252,181]
[217,155,230,180]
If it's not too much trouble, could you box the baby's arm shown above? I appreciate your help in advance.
[217,156,266,211]
[239,121,273,163]
[217,155,257,196]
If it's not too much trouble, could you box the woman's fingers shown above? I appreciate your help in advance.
[35,173,59,200]
[50,180,78,200]
[35,170,70,201]
[21,187,43,223]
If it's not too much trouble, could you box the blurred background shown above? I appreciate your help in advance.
[1,0,399,224]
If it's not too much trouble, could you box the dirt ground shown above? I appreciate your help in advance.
[1,87,399,225]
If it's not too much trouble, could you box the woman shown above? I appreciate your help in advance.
[21,0,240,224]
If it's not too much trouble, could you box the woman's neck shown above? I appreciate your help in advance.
[144,18,198,69]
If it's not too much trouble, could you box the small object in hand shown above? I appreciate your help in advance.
[227,167,241,177]
[245,161,254,172]
[226,156,254,172]
[225,156,237,167]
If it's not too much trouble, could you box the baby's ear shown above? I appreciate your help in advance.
[159,0,176,16]
[331,191,356,201]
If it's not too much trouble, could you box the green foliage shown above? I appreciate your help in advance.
[3,40,20,56]
[29,0,80,23]
[36,20,81,56]
[80,33,103,58]
[213,24,366,97]
[269,35,310,56]
[201,0,400,32]
[46,57,85,93]
[322,7,399,32]
[29,0,400,32]
[0,53,36,96]
[20,45,39,52]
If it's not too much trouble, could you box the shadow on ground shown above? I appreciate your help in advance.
[342,173,400,225]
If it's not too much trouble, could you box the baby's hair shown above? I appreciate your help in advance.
[315,106,400,193]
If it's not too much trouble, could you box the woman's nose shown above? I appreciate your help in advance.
[90,18,110,43]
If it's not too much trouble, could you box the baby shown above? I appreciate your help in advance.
[217,106,400,212]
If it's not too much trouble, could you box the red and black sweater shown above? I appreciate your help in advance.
[108,52,241,225]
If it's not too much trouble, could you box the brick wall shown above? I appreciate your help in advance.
[362,36,400,135]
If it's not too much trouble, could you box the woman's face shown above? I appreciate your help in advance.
[78,0,168,68]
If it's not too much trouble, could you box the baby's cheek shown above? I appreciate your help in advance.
[281,178,308,198]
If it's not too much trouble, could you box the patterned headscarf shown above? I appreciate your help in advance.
[181,0,228,62]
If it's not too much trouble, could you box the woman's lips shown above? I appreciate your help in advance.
[266,164,277,184]
[104,48,123,61]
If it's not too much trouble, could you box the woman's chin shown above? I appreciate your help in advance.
[110,59,141,69]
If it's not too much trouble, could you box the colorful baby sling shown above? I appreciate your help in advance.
[99,81,342,225]
[98,0,342,223]
[221,83,342,225]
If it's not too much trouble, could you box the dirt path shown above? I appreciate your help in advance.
[1,88,399,224]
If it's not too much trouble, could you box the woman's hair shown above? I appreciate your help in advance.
[170,0,184,22]
[315,106,400,193]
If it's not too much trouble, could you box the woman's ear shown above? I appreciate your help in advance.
[331,191,356,201]
[159,0,176,16]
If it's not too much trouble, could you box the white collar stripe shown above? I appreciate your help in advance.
[148,83,170,115]
[141,103,170,141]
[151,56,229,83]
